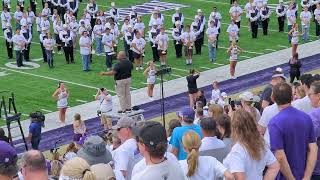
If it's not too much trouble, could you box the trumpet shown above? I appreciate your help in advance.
[158,38,167,54]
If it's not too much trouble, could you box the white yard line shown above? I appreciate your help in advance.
[40,109,52,113]
[265,48,277,52]
[277,45,289,48]
[76,99,88,103]
[130,87,138,90]
[170,73,183,78]
[31,58,44,62]
[200,66,212,70]
[213,62,225,66]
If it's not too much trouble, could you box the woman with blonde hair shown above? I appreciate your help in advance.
[143,61,157,100]
[73,113,87,142]
[288,23,300,57]
[238,91,261,122]
[208,104,224,119]
[180,131,234,180]
[223,109,280,179]
[60,157,96,180]
[226,40,243,79]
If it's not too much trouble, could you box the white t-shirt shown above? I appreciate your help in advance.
[43,38,56,51]
[229,6,243,22]
[132,157,187,180]
[300,11,312,26]
[155,33,169,50]
[206,27,219,39]
[98,94,112,112]
[102,33,114,52]
[223,142,277,180]
[180,156,226,180]
[180,32,196,45]
[211,89,221,103]
[292,96,314,113]
[199,136,226,152]
[226,24,239,41]
[79,36,91,55]
[258,103,279,147]
[286,9,296,25]
[134,22,145,31]
[131,37,146,54]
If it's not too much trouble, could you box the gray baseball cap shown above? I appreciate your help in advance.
[112,116,135,129]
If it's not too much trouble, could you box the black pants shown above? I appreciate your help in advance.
[251,21,258,38]
[278,17,285,32]
[150,42,159,61]
[195,38,202,55]
[262,19,269,35]
[312,174,320,180]
[236,21,241,29]
[5,41,13,59]
[31,136,41,150]
[24,44,31,61]
[200,30,205,45]
[58,7,66,23]
[290,71,300,83]
[63,46,74,63]
[40,42,47,62]
[15,50,24,67]
[30,0,37,13]
[90,17,96,30]
[174,41,182,58]
[126,45,134,62]
[316,21,320,36]
[216,28,220,49]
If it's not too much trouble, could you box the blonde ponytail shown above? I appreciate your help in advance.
[182,131,201,177]
[83,170,96,180]
[186,148,199,177]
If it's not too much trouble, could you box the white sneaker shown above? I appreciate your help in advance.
[58,51,63,55]
[231,76,237,79]
[140,66,143,70]
[149,97,154,101]
[136,67,139,71]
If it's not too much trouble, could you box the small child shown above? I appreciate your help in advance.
[211,81,221,103]
[289,53,302,83]
[72,113,87,142]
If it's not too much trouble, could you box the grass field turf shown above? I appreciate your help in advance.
[0,0,319,125]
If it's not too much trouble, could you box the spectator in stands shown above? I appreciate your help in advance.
[292,82,301,100]
[72,113,87,142]
[308,81,320,179]
[261,68,286,109]
[238,91,261,122]
[292,73,315,113]
[216,115,232,152]
[268,83,317,180]
[28,113,43,150]
[91,163,116,180]
[60,157,96,180]
[296,85,306,99]
[194,106,205,125]
[199,117,228,162]
[170,107,202,160]
[211,81,221,103]
[63,142,78,161]
[180,131,234,179]
[195,90,207,107]
[20,150,48,180]
[167,119,181,142]
[208,104,224,119]
[0,128,9,142]
[0,141,18,180]
[95,88,113,131]
[186,69,200,108]
[132,121,186,180]
[111,116,137,179]
[289,52,302,83]
[224,109,280,179]
[50,152,62,180]
[216,92,228,107]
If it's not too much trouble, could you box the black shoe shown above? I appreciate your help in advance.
[117,110,125,114]
[71,61,75,64]
[125,109,132,113]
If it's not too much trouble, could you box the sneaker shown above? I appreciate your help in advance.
[117,110,126,114]
[58,51,63,55]
[231,76,237,79]
[149,97,154,101]
[125,109,132,113]
[136,67,139,71]
[139,66,143,70]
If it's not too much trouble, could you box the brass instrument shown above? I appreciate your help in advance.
[158,37,167,54]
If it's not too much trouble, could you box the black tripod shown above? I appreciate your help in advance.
[156,66,171,128]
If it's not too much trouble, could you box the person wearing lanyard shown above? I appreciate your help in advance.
[1,6,11,31]
[79,30,92,71]
[276,0,286,32]
[12,28,26,67]
[226,20,239,43]
[100,51,133,114]
[229,1,243,29]
[249,4,260,38]
[93,18,104,56]
[4,23,13,59]
[43,32,55,68]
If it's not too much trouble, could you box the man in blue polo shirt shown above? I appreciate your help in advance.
[28,116,43,150]
[169,107,203,160]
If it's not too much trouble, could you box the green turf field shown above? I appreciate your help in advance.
[0,0,319,125]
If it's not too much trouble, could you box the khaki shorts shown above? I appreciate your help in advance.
[100,114,112,128]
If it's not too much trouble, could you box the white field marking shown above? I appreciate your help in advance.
[76,99,88,103]
[130,87,138,90]
[213,62,225,66]
[0,67,116,93]
[31,58,44,62]
[189,0,231,5]
[240,55,251,59]
[200,66,211,70]
[41,109,52,113]
[143,62,188,72]
[277,45,289,48]
[140,82,148,85]
[265,48,277,52]
[170,73,183,78]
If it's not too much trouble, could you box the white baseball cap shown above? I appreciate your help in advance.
[175,7,180,11]
[221,92,228,98]
[197,9,203,13]
[111,2,115,7]
[279,0,283,3]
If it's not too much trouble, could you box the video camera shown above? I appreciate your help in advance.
[156,67,172,76]
[30,111,45,127]
[228,98,242,111]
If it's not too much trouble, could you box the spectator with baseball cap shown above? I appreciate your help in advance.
[238,91,261,122]
[0,141,18,180]
[170,107,203,160]
[132,121,187,180]
[292,73,315,113]
[112,116,137,180]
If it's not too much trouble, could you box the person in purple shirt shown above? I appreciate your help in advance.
[268,82,318,180]
[309,81,320,179]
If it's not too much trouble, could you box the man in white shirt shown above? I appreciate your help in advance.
[112,116,137,180]
[79,30,91,71]
[292,74,315,113]
[300,7,312,41]
[14,6,23,30]
[229,1,243,28]
[59,24,75,64]
[95,88,113,131]
[102,25,115,70]
[4,23,13,59]
[286,3,296,42]
[12,28,26,67]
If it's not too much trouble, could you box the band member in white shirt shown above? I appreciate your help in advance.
[197,9,206,46]
[315,3,320,36]
[276,0,286,32]
[192,15,204,55]
[4,23,13,59]
[53,17,63,54]
[149,22,160,62]
[67,0,79,18]
[287,3,297,42]
[43,32,55,68]
[21,24,32,61]
[300,6,312,41]
[14,6,23,29]
[93,18,104,55]
[148,8,164,29]
[129,6,138,25]
[134,16,145,37]
[245,0,253,31]
[79,30,92,71]
[86,0,98,28]
[227,20,239,42]
[59,0,68,23]
[42,2,51,17]
[125,25,135,62]
[1,6,11,30]
[249,4,260,38]
[12,28,26,67]
[59,24,74,63]
[102,25,115,70]
[181,25,196,65]
[17,0,25,11]
[172,7,184,28]
[121,18,130,57]
[39,27,48,62]
[131,31,146,70]
[206,20,219,62]
[260,3,271,35]
[40,15,50,32]
[51,0,60,14]
[109,2,120,24]
[156,27,169,66]
[172,20,183,58]
[109,20,119,54]
[69,16,78,48]
[229,1,243,28]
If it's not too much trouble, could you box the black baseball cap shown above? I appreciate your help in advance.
[137,121,167,148]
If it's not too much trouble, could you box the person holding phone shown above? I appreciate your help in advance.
[187,69,200,108]
[52,82,69,125]
[95,88,113,131]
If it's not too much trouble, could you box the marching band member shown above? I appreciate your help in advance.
[276,0,286,32]
[172,20,183,58]
[69,16,79,47]
[181,25,196,65]
[254,0,267,9]
[149,22,160,62]
[35,12,42,34]
[40,15,50,33]
[287,3,297,42]
[39,27,48,62]
[315,3,320,36]
[41,0,51,9]
[51,0,59,13]
[134,16,145,37]
[53,17,63,54]
[58,0,68,23]
[249,3,260,38]
[12,28,26,67]
[2,0,11,11]
[79,30,92,71]
[64,10,73,24]
[245,0,253,31]
[4,23,13,59]
[59,24,75,63]
[227,40,243,79]
[121,17,130,57]
[42,2,51,17]
[148,8,163,29]
[43,33,55,68]
[17,0,25,11]
[51,9,59,22]
[208,7,222,49]
[131,31,146,70]
[260,3,271,35]
[96,10,106,25]
[109,2,120,24]
[197,9,206,46]
[227,20,239,42]
[1,6,11,31]
[67,0,79,18]
[110,21,119,54]
[78,20,87,36]
[129,6,138,25]
[206,20,219,62]
[300,6,312,41]
[301,0,311,10]
[93,18,104,56]
[27,6,35,30]
[155,27,169,66]
[102,24,115,70]
[20,11,29,28]
[172,7,184,28]
[125,25,135,62]
[86,0,98,28]
[288,23,300,56]
[229,1,243,28]
[191,15,204,55]
[21,23,32,61]
[291,0,298,17]
[30,0,37,13]
[14,6,23,29]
